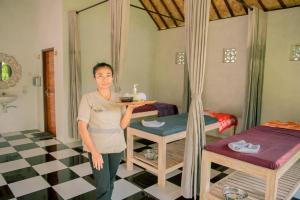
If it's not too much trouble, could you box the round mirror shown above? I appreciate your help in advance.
[0,62,13,81]
[0,53,22,89]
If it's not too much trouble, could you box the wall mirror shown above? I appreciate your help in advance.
[0,53,22,89]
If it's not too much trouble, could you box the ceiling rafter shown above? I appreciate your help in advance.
[257,0,268,11]
[237,0,249,14]
[132,0,300,30]
[149,0,169,29]
[171,0,184,20]
[277,0,287,8]
[160,0,178,26]
[139,0,161,30]
[211,0,222,19]
[224,0,235,17]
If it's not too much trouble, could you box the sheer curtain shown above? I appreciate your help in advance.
[110,0,130,92]
[243,8,268,130]
[68,10,82,139]
[181,0,210,198]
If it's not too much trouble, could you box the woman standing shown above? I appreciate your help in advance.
[77,63,144,200]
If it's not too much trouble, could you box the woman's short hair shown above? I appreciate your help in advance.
[93,62,114,77]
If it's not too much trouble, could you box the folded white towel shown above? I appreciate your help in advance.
[141,120,165,128]
[228,140,260,154]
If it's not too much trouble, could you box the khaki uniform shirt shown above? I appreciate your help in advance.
[77,91,126,153]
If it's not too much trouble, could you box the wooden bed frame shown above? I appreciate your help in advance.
[126,122,236,187]
[200,149,300,200]
[131,110,158,119]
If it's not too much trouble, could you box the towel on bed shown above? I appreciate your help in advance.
[205,111,238,133]
[142,120,165,128]
[228,140,260,154]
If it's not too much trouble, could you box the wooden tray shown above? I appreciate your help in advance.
[117,100,156,106]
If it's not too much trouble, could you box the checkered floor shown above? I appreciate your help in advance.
[0,130,300,200]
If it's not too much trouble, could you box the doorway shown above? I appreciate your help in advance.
[42,48,56,136]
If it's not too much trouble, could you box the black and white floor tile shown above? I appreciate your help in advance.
[0,130,299,200]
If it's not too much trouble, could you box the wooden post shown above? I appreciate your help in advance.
[157,138,167,187]
[200,150,212,200]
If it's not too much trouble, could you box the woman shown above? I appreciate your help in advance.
[77,62,145,200]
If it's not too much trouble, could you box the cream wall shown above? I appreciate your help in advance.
[261,7,300,123]
[152,16,248,122]
[204,16,248,130]
[122,2,157,98]
[152,27,185,111]
[74,0,157,98]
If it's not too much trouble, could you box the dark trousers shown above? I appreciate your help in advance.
[88,152,123,200]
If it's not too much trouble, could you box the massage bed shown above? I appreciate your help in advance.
[200,125,300,200]
[132,104,237,136]
[126,113,229,187]
[131,102,178,119]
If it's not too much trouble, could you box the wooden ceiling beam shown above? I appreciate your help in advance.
[277,0,287,8]
[133,3,183,22]
[160,0,179,26]
[171,0,184,20]
[211,0,222,19]
[257,0,268,11]
[149,0,169,29]
[224,0,235,17]
[237,0,249,14]
[139,0,161,30]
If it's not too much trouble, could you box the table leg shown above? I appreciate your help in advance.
[157,139,166,187]
[265,172,278,200]
[126,131,134,171]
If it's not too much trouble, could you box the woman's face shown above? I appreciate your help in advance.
[94,67,113,90]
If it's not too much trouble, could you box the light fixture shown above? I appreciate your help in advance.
[175,52,185,65]
[290,44,300,61]
[223,48,237,63]
[33,76,41,87]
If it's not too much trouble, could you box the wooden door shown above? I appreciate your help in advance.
[42,49,56,136]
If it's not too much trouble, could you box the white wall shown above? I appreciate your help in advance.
[0,0,39,133]
[261,7,300,123]
[0,0,68,144]
[0,0,64,134]
[36,0,67,142]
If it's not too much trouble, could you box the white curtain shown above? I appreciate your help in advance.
[243,8,267,130]
[181,0,210,198]
[110,0,130,92]
[68,11,82,139]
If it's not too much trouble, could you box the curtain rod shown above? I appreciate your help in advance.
[76,0,108,14]
[76,0,184,22]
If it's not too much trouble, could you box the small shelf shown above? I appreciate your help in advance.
[133,139,185,170]
[207,160,300,200]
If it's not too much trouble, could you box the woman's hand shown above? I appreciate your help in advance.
[120,102,146,129]
[127,102,146,110]
[91,151,104,170]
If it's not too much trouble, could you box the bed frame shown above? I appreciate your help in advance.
[200,149,300,200]
[126,122,236,187]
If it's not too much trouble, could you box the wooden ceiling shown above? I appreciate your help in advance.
[139,0,300,30]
